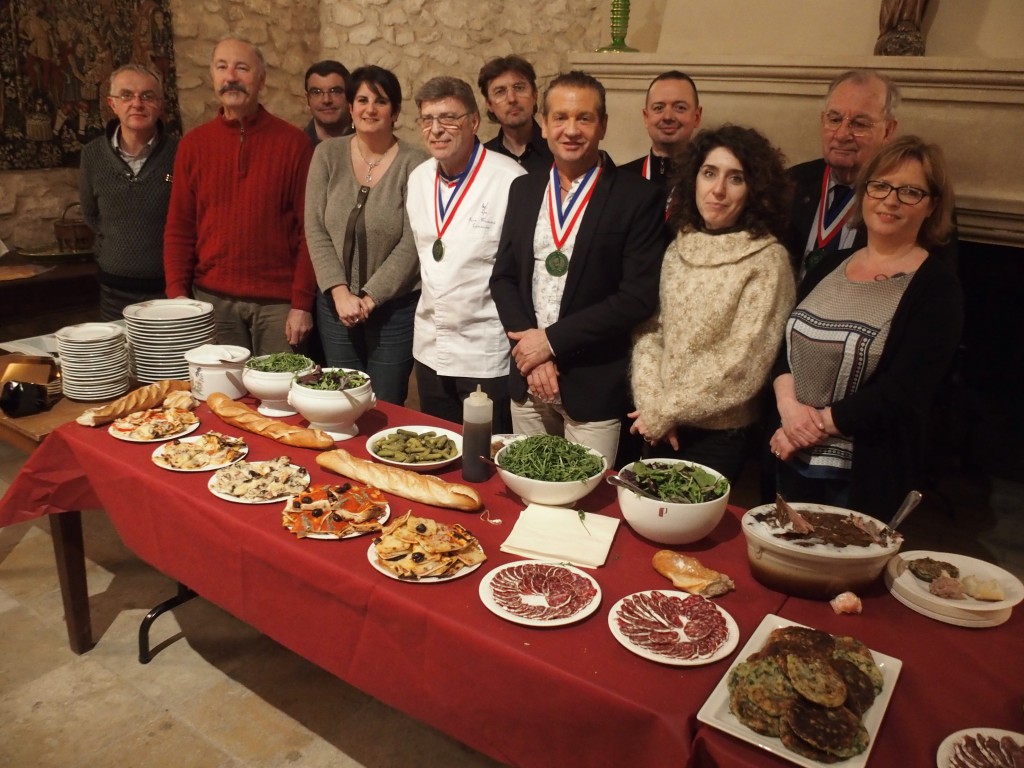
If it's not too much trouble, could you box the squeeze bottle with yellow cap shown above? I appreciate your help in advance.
[461,385,492,482]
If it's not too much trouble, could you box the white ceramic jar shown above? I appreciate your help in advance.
[184,344,251,401]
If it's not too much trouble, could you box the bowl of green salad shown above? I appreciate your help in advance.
[242,353,316,416]
[615,459,730,545]
[494,434,606,506]
[288,367,374,439]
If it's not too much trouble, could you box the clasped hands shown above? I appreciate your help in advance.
[770,399,834,461]
[627,411,680,451]
[332,286,376,328]
[509,328,559,403]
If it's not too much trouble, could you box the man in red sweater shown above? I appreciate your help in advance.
[164,37,315,354]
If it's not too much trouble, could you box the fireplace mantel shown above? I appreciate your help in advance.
[572,54,1024,247]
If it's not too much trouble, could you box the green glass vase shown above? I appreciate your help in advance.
[597,0,638,52]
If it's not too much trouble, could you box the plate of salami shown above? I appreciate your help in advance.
[608,590,738,666]
[937,728,1024,768]
[479,561,601,627]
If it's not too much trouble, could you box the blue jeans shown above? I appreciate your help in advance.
[316,290,418,406]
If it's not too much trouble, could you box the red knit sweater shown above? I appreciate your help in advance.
[164,106,316,310]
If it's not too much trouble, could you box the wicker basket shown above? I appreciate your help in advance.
[53,203,94,252]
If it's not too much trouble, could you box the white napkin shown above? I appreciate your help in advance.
[500,504,620,569]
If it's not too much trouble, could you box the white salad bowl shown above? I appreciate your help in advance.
[242,354,315,416]
[615,459,730,545]
[287,368,375,440]
[494,441,606,507]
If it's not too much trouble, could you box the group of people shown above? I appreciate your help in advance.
[77,38,962,522]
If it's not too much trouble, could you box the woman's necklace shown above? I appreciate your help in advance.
[355,138,392,183]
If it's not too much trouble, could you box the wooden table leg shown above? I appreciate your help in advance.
[49,511,94,654]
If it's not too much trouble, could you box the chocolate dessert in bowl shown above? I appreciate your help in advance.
[741,496,903,600]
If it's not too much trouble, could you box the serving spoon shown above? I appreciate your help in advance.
[605,473,659,500]
[889,489,923,531]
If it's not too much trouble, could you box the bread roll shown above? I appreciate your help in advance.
[76,380,191,426]
[163,390,197,411]
[652,550,735,597]
[206,392,334,450]
[317,448,482,511]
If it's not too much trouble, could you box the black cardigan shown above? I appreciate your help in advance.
[773,248,964,518]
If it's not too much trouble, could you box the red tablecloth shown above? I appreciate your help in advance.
[0,400,789,768]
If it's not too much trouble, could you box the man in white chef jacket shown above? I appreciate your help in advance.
[406,76,526,432]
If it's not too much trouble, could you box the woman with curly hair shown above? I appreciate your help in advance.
[628,125,796,481]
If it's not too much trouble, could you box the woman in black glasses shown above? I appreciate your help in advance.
[305,65,427,404]
[769,135,961,521]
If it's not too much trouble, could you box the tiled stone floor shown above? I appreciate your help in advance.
[1,428,1021,767]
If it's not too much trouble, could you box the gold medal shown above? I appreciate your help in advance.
[545,250,568,277]
[432,238,444,262]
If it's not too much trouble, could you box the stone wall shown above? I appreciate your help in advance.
[0,0,604,250]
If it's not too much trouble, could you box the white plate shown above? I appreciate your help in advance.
[478,561,601,627]
[366,541,483,583]
[207,464,310,505]
[365,425,463,472]
[54,323,124,342]
[150,434,248,472]
[123,298,214,321]
[936,728,1024,767]
[608,590,739,666]
[108,418,200,443]
[696,614,902,768]
[282,486,390,540]
[887,582,1012,627]
[887,550,1024,612]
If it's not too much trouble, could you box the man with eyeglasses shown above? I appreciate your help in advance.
[490,71,668,467]
[788,69,899,275]
[303,59,352,145]
[79,64,178,319]
[477,55,553,174]
[622,70,702,189]
[164,36,316,354]
[405,76,526,432]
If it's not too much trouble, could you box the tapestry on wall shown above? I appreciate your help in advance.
[0,0,181,170]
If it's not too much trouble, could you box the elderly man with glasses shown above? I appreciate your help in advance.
[787,69,901,275]
[405,76,526,431]
[79,64,178,319]
[303,59,352,145]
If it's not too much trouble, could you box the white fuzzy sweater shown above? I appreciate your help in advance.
[631,229,795,437]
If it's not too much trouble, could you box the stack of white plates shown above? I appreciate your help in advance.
[123,299,216,383]
[885,550,1023,628]
[54,323,130,401]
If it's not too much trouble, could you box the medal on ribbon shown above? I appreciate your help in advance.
[545,163,601,277]
[433,142,485,263]
[814,167,856,251]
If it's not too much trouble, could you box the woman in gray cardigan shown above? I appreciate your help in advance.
[305,65,427,404]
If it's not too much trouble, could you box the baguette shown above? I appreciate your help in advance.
[76,380,191,426]
[206,392,334,450]
[317,448,482,511]
[652,550,735,597]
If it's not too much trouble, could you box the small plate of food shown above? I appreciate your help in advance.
[108,408,199,442]
[151,432,247,471]
[479,561,601,627]
[281,483,390,539]
[886,550,1024,614]
[367,511,486,581]
[366,426,462,471]
[208,457,310,504]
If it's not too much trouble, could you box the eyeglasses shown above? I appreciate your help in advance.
[307,86,345,100]
[489,82,531,100]
[864,180,931,205]
[416,113,468,131]
[111,91,160,104]
[821,111,880,137]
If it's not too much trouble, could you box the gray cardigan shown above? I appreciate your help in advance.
[304,135,426,304]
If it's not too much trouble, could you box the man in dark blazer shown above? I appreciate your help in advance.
[490,71,669,466]
[787,70,898,274]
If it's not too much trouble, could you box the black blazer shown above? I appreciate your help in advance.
[490,155,669,421]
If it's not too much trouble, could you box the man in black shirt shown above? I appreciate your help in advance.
[477,55,553,174]
[621,71,702,188]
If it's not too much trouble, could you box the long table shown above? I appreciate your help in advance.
[1,400,1021,767]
